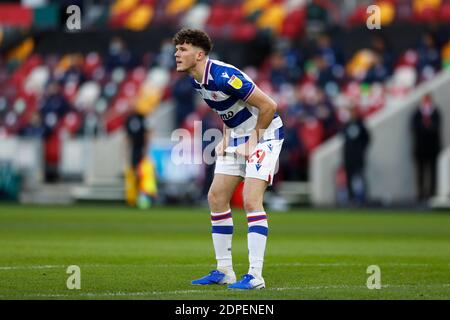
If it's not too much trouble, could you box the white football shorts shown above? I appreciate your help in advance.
[214,138,284,185]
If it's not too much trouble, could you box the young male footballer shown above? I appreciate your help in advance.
[173,28,284,290]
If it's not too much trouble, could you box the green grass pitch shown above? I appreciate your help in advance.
[0,204,449,300]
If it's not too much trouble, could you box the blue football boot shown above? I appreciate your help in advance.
[227,274,265,290]
[191,270,236,285]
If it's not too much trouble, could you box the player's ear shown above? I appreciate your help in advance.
[196,49,205,61]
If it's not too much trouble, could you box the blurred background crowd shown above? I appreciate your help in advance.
[0,0,449,207]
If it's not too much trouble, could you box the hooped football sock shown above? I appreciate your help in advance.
[246,211,268,279]
[211,209,234,272]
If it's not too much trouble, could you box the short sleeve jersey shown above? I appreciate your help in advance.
[191,59,283,144]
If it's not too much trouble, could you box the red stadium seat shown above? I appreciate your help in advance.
[130,67,147,84]
[231,22,257,41]
[104,111,127,133]
[413,4,439,22]
[119,81,139,99]
[21,93,37,113]
[11,69,27,89]
[109,11,130,28]
[63,82,79,103]
[22,54,43,74]
[62,111,83,134]
[206,4,228,28]
[298,118,324,155]
[281,8,305,38]
[83,52,102,78]
[229,5,243,24]
[139,0,156,5]
[347,5,368,26]
[396,50,419,68]
[439,3,450,22]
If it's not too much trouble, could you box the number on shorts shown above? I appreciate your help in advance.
[248,149,266,164]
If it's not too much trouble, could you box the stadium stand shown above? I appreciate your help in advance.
[0,0,449,206]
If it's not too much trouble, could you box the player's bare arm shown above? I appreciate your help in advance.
[236,86,277,158]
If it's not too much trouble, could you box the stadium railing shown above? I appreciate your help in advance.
[430,146,450,209]
[69,100,174,202]
[0,137,43,192]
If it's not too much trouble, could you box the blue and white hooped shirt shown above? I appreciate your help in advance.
[191,58,284,151]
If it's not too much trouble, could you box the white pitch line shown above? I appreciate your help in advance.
[0,284,449,299]
[0,262,436,271]
[0,265,66,270]
[267,262,433,267]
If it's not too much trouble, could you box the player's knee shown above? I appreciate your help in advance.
[208,189,226,208]
[243,195,263,213]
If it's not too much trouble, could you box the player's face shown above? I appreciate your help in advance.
[174,43,201,72]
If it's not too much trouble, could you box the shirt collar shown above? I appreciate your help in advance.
[201,58,212,85]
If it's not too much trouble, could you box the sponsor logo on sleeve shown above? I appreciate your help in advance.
[228,75,243,89]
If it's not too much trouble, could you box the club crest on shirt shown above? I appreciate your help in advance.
[228,75,243,89]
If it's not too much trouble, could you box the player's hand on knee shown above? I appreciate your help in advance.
[215,138,226,156]
[236,141,255,159]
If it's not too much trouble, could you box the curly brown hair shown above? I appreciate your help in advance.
[172,28,213,55]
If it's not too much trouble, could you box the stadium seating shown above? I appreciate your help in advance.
[1,0,449,185]
[3,1,450,42]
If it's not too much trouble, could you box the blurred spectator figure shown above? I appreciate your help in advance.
[19,112,44,138]
[315,33,337,66]
[275,39,303,83]
[315,56,334,87]
[371,33,394,74]
[62,59,86,84]
[364,53,389,83]
[341,106,371,205]
[315,91,338,140]
[40,81,71,120]
[106,37,135,71]
[199,106,222,200]
[173,74,195,127]
[124,108,157,208]
[280,115,304,181]
[269,51,289,91]
[40,81,72,182]
[396,0,413,21]
[313,33,344,86]
[156,39,176,69]
[125,109,149,173]
[417,31,441,76]
[411,94,442,201]
[306,0,331,33]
